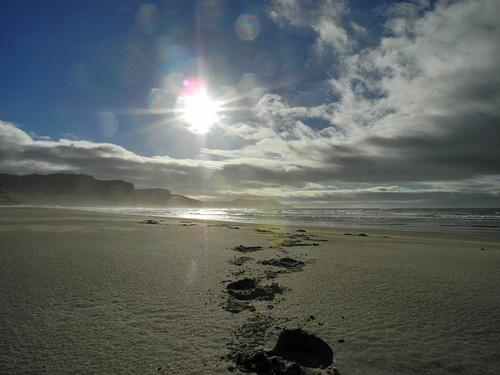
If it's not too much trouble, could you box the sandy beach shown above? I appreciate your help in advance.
[1,207,499,374]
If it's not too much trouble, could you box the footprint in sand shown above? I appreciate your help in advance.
[222,235,334,374]
[227,278,284,301]
[260,257,305,271]
[229,256,253,266]
[233,328,334,374]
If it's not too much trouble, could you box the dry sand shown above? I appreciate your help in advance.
[0,207,499,374]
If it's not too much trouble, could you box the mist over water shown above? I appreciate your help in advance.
[90,207,500,235]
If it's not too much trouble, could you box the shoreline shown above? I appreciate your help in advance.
[4,205,499,241]
[9,204,500,242]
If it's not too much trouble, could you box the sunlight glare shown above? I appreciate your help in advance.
[182,90,219,134]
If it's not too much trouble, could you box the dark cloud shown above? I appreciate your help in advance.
[1,120,499,206]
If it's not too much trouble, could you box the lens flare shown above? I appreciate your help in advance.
[136,4,161,34]
[97,111,119,137]
[234,14,260,41]
[148,89,174,109]
[180,88,219,134]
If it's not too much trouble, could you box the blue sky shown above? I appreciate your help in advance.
[1,0,499,207]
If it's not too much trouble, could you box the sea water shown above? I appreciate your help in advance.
[89,207,500,235]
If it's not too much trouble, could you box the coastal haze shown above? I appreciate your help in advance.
[0,173,290,209]
[1,1,500,375]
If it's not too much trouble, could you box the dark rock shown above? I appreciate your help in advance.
[271,329,333,369]
[233,245,264,252]
[141,219,159,225]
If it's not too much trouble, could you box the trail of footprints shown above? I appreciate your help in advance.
[221,229,339,375]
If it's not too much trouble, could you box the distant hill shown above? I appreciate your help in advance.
[169,195,204,208]
[0,173,292,209]
[207,198,292,209]
[134,188,172,207]
[0,173,134,206]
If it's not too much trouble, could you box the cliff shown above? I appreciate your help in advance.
[0,173,134,206]
[0,173,292,209]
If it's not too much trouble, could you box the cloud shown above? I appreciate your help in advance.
[0,121,210,191]
[216,180,500,208]
[267,0,351,54]
[2,0,500,207]
[1,118,499,206]
[259,0,500,180]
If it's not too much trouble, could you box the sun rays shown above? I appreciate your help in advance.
[179,89,219,134]
[121,78,256,136]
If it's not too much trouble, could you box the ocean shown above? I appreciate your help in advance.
[89,207,500,235]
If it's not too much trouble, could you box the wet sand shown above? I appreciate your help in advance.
[1,207,499,374]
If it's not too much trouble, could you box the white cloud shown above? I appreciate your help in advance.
[260,0,500,179]
[267,0,352,54]
[0,120,33,146]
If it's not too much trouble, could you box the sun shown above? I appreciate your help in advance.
[182,89,219,134]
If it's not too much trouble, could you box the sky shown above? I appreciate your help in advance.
[1,0,499,208]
